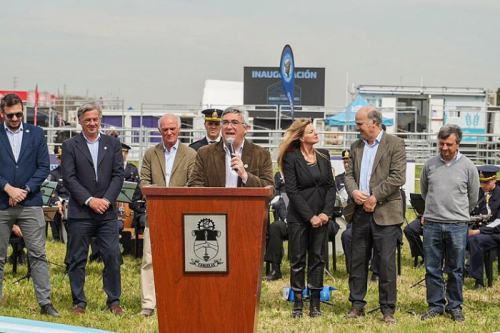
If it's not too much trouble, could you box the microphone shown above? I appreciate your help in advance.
[227,137,235,156]
[226,137,237,171]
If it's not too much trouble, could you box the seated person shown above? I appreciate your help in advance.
[403,215,424,266]
[8,224,26,266]
[468,165,500,290]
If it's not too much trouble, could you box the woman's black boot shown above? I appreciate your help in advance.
[292,293,303,318]
[310,290,322,318]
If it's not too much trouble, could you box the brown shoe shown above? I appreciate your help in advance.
[109,305,124,316]
[72,306,85,315]
[345,307,365,319]
[141,308,155,317]
[383,313,396,324]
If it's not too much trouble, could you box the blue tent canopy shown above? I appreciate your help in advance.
[325,96,394,126]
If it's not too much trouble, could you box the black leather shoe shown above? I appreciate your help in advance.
[40,304,61,318]
[265,270,282,281]
[421,309,442,321]
[446,307,465,322]
[291,296,303,318]
[473,280,485,290]
[309,291,322,318]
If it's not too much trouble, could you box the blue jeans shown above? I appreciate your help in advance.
[423,221,468,312]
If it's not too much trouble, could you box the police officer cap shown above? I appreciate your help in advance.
[121,143,132,152]
[341,149,350,159]
[54,146,62,157]
[201,109,223,122]
[477,165,500,181]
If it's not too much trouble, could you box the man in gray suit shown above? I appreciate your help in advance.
[344,106,406,324]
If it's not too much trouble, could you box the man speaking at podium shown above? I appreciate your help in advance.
[188,106,274,194]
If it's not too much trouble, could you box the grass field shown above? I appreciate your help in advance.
[1,213,500,333]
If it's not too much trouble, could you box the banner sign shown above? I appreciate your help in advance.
[280,45,295,120]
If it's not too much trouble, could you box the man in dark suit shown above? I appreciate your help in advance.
[189,109,223,151]
[188,106,274,193]
[0,93,60,317]
[47,146,68,242]
[344,106,406,324]
[62,102,124,316]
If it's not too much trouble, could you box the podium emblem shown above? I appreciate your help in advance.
[183,214,228,273]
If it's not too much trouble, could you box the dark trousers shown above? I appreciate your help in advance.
[49,212,62,241]
[68,218,122,308]
[341,224,381,275]
[289,222,329,291]
[468,233,500,281]
[404,218,424,259]
[265,220,339,266]
[348,208,399,314]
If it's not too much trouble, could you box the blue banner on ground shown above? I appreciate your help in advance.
[280,45,295,120]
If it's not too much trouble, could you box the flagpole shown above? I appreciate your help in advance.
[34,85,39,126]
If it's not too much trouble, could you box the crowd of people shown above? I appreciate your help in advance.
[0,92,499,324]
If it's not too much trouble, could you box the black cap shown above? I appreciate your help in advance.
[201,109,223,122]
[121,143,132,152]
[341,149,350,159]
[477,165,500,181]
[54,146,62,157]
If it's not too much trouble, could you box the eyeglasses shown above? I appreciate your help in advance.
[221,120,242,127]
[5,112,23,119]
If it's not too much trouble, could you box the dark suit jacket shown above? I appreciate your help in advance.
[62,133,124,220]
[0,123,50,209]
[282,149,336,223]
[344,131,406,226]
[189,137,209,151]
[188,139,275,198]
[124,163,139,183]
[473,186,500,240]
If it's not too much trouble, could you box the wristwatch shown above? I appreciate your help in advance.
[22,185,31,193]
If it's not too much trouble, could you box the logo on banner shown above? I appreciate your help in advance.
[184,214,228,273]
[280,44,295,119]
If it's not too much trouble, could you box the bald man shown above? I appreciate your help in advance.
[344,106,406,324]
[139,114,196,317]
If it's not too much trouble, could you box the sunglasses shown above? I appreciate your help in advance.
[5,112,23,119]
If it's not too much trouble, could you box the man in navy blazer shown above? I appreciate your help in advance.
[0,93,60,317]
[62,102,124,315]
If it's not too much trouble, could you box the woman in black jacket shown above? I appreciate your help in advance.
[277,118,336,318]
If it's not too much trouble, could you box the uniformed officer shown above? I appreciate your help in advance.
[47,146,69,242]
[468,165,500,289]
[189,109,223,151]
[121,143,145,228]
[122,143,139,183]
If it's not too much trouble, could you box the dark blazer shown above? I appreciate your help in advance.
[189,137,209,151]
[62,133,124,220]
[344,131,406,226]
[0,123,50,209]
[283,149,336,223]
[188,139,275,199]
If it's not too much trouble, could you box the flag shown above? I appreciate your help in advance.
[280,45,295,120]
[34,85,39,126]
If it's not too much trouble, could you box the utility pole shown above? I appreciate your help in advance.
[63,84,67,122]
[13,77,18,90]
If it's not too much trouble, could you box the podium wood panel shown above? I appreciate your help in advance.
[143,187,272,333]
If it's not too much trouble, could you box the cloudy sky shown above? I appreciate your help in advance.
[1,0,499,109]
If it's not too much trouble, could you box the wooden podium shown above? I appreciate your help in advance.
[142,186,272,333]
